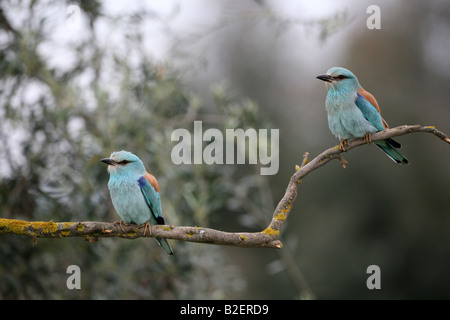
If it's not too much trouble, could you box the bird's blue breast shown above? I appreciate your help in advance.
[325,89,377,140]
[108,176,151,225]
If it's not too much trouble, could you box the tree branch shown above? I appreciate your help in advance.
[1,125,449,248]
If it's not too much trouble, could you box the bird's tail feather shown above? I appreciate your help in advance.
[156,237,174,255]
[386,138,401,149]
[375,140,409,164]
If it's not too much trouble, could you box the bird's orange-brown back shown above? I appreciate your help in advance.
[144,171,160,193]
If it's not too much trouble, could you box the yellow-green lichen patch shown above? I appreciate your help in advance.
[77,223,85,231]
[274,203,291,222]
[0,219,72,238]
[186,231,195,237]
[61,230,71,237]
[32,220,58,234]
[239,234,247,241]
[261,227,280,237]
[0,219,28,235]
[274,212,286,221]
[124,228,139,237]
[62,222,75,229]
[156,225,173,232]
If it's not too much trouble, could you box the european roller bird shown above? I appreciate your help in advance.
[101,150,174,255]
[317,67,409,164]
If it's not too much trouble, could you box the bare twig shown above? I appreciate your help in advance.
[1,125,448,248]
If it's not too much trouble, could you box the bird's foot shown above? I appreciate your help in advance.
[141,220,152,237]
[363,133,372,144]
[114,220,127,233]
[339,139,348,151]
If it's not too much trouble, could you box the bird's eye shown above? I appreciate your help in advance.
[119,160,129,165]
[337,75,346,80]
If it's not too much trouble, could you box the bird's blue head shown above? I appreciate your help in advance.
[100,150,146,178]
[316,67,361,92]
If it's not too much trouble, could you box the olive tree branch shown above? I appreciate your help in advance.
[1,125,448,249]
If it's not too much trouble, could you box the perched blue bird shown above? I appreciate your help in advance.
[317,67,409,164]
[101,150,174,255]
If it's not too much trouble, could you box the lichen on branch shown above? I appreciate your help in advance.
[1,124,449,249]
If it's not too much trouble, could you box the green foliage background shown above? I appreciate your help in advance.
[1,0,450,299]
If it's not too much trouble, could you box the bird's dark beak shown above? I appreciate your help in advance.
[101,158,116,166]
[316,74,333,83]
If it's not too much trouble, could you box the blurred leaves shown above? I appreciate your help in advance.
[0,0,277,299]
[314,9,350,43]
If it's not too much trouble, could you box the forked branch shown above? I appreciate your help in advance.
[1,125,448,249]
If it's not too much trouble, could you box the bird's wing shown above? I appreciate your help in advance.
[355,92,402,148]
[144,171,160,193]
[355,92,386,132]
[358,87,389,129]
[137,174,165,225]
